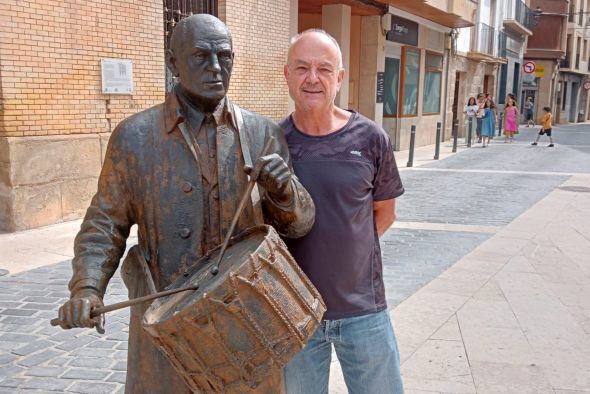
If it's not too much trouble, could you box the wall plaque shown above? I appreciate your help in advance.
[101,58,134,94]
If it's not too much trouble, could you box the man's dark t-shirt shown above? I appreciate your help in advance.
[280,111,404,320]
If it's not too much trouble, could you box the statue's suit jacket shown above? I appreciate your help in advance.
[69,92,315,393]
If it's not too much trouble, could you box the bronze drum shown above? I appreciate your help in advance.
[143,225,325,393]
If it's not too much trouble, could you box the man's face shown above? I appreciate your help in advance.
[167,21,234,109]
[284,33,344,112]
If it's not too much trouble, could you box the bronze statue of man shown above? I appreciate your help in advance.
[56,14,314,393]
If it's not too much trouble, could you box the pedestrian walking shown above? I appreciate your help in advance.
[524,96,535,127]
[480,98,495,147]
[464,97,479,143]
[531,106,555,147]
[503,97,519,143]
[487,94,498,138]
[281,29,405,394]
[476,93,486,143]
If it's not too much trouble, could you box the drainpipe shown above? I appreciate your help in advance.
[442,29,457,141]
[442,46,451,141]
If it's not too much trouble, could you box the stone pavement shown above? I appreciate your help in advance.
[1,124,590,393]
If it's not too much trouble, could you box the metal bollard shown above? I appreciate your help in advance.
[407,125,416,167]
[434,122,441,160]
[498,112,503,137]
[452,119,459,153]
[467,116,473,147]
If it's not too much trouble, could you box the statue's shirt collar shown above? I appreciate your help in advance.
[164,86,236,133]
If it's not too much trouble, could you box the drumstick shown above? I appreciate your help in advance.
[50,284,200,328]
[211,136,275,275]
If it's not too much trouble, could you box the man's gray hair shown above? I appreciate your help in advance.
[288,29,344,69]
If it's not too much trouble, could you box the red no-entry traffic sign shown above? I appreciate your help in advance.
[523,61,536,74]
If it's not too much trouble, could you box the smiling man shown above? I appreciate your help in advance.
[55,14,314,393]
[281,30,405,393]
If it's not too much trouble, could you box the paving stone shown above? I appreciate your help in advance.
[0,323,40,334]
[1,316,38,325]
[0,302,23,309]
[0,333,38,342]
[68,357,113,369]
[55,335,96,351]
[0,354,17,365]
[12,339,55,356]
[67,381,119,394]
[111,361,127,371]
[106,371,126,384]
[68,348,117,359]
[24,303,59,311]
[17,349,61,367]
[0,364,25,378]
[85,340,118,349]
[62,368,110,380]
[22,297,61,304]
[47,356,70,367]
[24,366,64,377]
[0,377,25,388]
[20,377,72,391]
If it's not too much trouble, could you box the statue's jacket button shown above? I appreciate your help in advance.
[178,228,191,239]
[182,182,193,193]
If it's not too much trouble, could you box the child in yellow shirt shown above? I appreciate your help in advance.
[531,107,554,147]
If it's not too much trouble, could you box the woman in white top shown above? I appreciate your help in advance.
[464,97,479,143]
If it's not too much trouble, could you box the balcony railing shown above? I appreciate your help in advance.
[471,23,498,56]
[498,31,507,58]
[560,58,570,68]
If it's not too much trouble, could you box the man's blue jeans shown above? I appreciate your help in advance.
[284,310,404,394]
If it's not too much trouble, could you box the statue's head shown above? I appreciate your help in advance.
[166,14,234,111]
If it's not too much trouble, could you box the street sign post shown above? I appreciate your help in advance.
[523,61,536,74]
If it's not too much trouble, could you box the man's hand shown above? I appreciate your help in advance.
[57,289,105,333]
[245,153,294,203]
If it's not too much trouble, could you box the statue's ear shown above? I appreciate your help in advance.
[166,49,179,77]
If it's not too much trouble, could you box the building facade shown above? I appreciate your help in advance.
[0,0,297,231]
[556,0,590,123]
[524,0,569,124]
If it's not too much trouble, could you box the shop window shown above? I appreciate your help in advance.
[423,52,443,114]
[383,57,400,117]
[401,47,420,117]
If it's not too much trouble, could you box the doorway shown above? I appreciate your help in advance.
[570,82,579,122]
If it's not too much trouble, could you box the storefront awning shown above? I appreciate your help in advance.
[299,0,386,16]
[376,0,474,28]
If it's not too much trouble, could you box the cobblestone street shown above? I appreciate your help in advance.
[1,124,589,393]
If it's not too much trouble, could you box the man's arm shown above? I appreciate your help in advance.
[374,199,396,238]
[58,124,134,331]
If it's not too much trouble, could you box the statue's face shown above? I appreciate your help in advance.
[168,20,234,109]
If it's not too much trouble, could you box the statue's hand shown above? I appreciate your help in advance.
[57,289,105,333]
[245,153,293,203]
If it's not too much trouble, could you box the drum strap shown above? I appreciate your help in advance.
[231,102,263,225]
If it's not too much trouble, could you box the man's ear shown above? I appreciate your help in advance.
[166,49,179,77]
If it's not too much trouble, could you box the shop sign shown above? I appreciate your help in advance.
[376,72,384,103]
[386,16,419,47]
[584,80,590,90]
[535,65,545,77]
